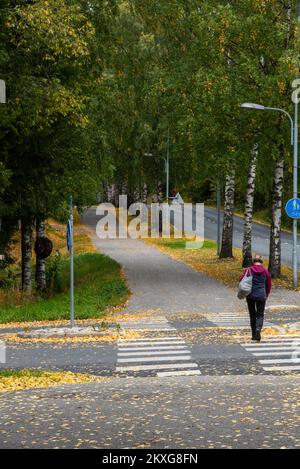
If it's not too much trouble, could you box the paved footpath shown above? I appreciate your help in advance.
[0,376,299,449]
[82,208,244,315]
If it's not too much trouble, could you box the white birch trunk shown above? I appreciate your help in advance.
[220,168,236,259]
[269,157,284,278]
[242,144,258,266]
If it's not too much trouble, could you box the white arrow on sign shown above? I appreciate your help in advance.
[0,80,6,104]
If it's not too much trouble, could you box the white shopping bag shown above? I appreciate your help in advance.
[237,269,253,299]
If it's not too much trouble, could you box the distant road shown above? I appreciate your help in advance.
[171,205,299,267]
[204,207,299,268]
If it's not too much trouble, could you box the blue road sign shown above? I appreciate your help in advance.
[285,198,300,219]
[67,219,72,252]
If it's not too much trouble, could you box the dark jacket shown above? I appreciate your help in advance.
[240,265,271,301]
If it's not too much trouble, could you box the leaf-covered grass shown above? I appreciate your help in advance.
[0,253,129,323]
[0,369,103,393]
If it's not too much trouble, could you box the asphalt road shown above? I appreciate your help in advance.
[203,207,299,267]
[0,375,299,449]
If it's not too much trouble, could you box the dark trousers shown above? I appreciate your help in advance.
[246,298,266,334]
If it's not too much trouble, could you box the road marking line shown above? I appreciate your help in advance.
[119,346,188,352]
[118,341,186,347]
[266,338,300,341]
[209,319,250,322]
[119,337,181,342]
[120,324,171,328]
[259,358,300,364]
[243,342,299,347]
[118,319,169,322]
[116,363,198,372]
[245,346,298,352]
[242,340,300,345]
[121,328,176,331]
[117,355,191,363]
[157,370,201,377]
[253,351,300,357]
[120,321,173,324]
[262,365,300,371]
[208,315,247,318]
[118,350,190,357]
[263,334,300,337]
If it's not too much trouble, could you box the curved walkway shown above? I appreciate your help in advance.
[82,208,243,315]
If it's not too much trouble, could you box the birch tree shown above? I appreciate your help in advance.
[242,144,258,267]
[220,167,236,259]
[269,155,284,277]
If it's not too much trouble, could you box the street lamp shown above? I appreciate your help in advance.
[241,103,294,145]
[241,101,298,288]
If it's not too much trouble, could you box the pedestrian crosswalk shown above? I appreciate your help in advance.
[204,312,272,328]
[242,335,300,372]
[115,316,300,376]
[116,316,201,377]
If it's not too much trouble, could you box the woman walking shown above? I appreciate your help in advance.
[240,254,272,342]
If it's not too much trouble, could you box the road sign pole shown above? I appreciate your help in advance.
[293,2,300,289]
[216,179,221,256]
[292,98,298,288]
[69,195,75,327]
[166,128,170,201]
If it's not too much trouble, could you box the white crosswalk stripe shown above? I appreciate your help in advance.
[116,316,201,377]
[118,350,190,357]
[118,317,177,331]
[241,335,300,372]
[204,312,272,328]
[119,340,186,347]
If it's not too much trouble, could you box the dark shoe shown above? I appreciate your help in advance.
[254,331,261,342]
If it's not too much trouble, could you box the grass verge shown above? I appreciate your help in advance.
[147,238,299,291]
[0,369,105,393]
[0,252,129,323]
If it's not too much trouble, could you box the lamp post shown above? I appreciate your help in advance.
[69,195,75,328]
[0,80,5,261]
[241,102,298,288]
[216,179,221,256]
[166,128,170,201]
[144,128,171,202]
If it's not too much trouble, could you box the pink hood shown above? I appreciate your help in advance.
[240,264,272,298]
[249,265,268,275]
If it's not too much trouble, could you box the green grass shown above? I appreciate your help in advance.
[0,370,45,378]
[158,239,216,250]
[0,253,129,323]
